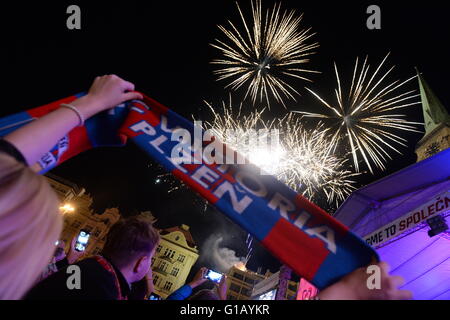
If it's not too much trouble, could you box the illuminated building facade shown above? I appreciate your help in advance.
[44,174,154,257]
[225,266,267,300]
[151,225,199,299]
[226,265,299,300]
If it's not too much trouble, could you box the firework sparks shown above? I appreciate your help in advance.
[245,233,254,265]
[294,53,422,174]
[151,164,210,211]
[204,99,359,207]
[211,0,319,107]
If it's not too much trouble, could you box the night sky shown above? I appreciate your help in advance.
[2,1,449,282]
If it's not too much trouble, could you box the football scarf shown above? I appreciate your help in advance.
[0,93,379,290]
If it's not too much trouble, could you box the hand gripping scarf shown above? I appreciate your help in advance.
[0,93,378,290]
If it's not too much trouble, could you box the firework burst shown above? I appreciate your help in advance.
[211,0,319,107]
[294,53,422,174]
[204,99,359,207]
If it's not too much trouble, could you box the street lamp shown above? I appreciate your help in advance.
[59,203,75,214]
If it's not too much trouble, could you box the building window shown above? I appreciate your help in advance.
[164,249,175,259]
[151,257,155,266]
[156,245,162,253]
[93,228,101,237]
[71,220,82,228]
[163,281,173,291]
[153,274,159,285]
[171,267,180,277]
[229,283,241,294]
[241,287,252,297]
[158,261,169,272]
[227,294,237,300]
[177,254,185,263]
[233,272,244,281]
[244,277,256,285]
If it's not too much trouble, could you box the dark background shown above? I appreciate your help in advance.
[1,1,449,282]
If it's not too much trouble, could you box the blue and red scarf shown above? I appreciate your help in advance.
[0,93,378,289]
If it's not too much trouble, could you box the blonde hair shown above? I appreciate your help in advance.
[0,153,62,299]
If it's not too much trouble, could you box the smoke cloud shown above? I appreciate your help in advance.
[202,234,246,273]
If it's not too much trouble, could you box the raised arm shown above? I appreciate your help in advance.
[4,75,143,166]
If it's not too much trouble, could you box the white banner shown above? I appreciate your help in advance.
[364,191,450,247]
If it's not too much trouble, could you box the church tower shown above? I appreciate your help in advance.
[415,70,450,161]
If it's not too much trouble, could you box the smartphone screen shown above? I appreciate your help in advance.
[148,293,162,300]
[75,230,90,252]
[205,269,223,283]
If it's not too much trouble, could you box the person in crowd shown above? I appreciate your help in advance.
[36,241,65,284]
[166,267,208,300]
[166,267,228,300]
[0,145,62,300]
[189,290,222,300]
[0,75,142,300]
[189,277,228,301]
[128,269,155,300]
[26,216,160,300]
[36,236,86,283]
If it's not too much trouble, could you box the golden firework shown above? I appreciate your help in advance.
[211,0,319,107]
[204,98,359,207]
[295,53,422,174]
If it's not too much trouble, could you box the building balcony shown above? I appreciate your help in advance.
[153,267,168,276]
[159,255,175,264]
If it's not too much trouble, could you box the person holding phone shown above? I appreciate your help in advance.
[37,235,88,283]
[189,275,228,301]
[166,267,228,300]
[166,267,209,300]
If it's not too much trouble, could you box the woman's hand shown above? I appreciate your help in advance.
[71,75,143,119]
